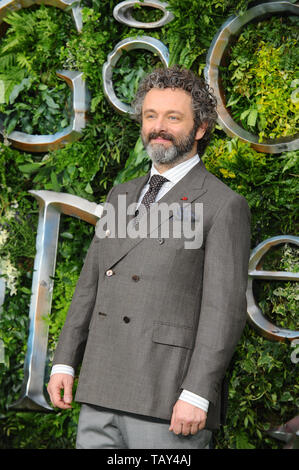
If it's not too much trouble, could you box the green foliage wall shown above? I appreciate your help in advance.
[0,0,298,449]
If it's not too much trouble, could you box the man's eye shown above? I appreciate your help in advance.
[169,116,178,120]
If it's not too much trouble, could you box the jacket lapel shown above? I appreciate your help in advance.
[103,160,208,270]
[103,172,149,255]
[141,160,208,236]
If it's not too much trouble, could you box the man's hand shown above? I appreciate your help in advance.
[169,399,207,436]
[47,373,74,409]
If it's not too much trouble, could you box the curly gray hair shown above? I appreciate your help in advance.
[132,65,218,157]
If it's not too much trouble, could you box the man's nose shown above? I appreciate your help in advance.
[153,117,167,133]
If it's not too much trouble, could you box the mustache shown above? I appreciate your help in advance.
[148,131,175,142]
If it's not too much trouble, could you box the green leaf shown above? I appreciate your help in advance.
[226,95,241,107]
[282,152,298,173]
[240,109,250,120]
[18,162,44,173]
[236,432,255,449]
[247,108,258,127]
[9,77,32,104]
[60,232,74,239]
[0,80,5,104]
[50,171,60,191]
[5,116,18,134]
[44,94,59,109]
[19,287,32,294]
[84,182,93,194]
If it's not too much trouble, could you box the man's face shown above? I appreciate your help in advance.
[141,87,206,165]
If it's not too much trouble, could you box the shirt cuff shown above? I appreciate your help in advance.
[50,364,75,377]
[50,370,209,412]
[179,389,209,413]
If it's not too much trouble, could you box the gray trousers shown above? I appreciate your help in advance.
[76,404,212,449]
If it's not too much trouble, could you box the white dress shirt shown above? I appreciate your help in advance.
[137,153,200,206]
[51,153,209,413]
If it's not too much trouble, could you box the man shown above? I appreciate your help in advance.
[47,66,251,449]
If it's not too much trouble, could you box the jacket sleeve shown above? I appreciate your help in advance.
[52,186,115,370]
[181,193,251,406]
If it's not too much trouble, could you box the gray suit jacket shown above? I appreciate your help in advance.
[53,160,251,430]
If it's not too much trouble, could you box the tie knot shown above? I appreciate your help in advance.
[135,174,169,222]
[149,174,168,190]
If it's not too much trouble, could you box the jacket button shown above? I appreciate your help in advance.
[158,238,164,244]
[123,316,130,323]
[106,269,114,277]
[132,275,140,282]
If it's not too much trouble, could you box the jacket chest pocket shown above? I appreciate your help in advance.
[152,322,194,349]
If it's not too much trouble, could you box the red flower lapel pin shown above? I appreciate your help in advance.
[181,196,188,200]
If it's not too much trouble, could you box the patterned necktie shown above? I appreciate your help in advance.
[135,174,169,223]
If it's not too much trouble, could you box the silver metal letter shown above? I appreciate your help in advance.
[204,1,299,153]
[113,1,174,29]
[0,0,83,32]
[246,235,299,343]
[0,1,89,153]
[9,191,102,411]
[102,36,169,115]
[0,71,90,153]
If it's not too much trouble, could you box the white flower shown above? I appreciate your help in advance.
[11,200,19,209]
[4,210,14,220]
[0,256,19,296]
[0,230,9,247]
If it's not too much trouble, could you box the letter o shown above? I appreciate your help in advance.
[113,0,174,29]
[102,36,169,115]
[0,0,90,153]
[204,1,299,153]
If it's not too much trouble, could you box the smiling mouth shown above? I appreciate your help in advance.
[149,133,174,144]
[151,137,171,143]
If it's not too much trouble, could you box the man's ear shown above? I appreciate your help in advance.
[195,122,208,140]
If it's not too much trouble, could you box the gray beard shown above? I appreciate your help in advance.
[145,142,182,165]
[142,127,197,165]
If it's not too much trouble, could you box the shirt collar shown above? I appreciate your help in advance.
[150,154,200,184]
